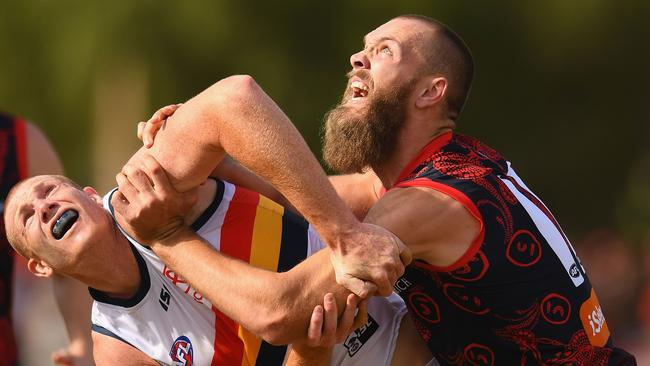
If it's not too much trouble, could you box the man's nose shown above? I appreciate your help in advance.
[350,50,370,70]
[35,200,58,223]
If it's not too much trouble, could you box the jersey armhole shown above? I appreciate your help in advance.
[92,324,137,349]
[394,178,485,272]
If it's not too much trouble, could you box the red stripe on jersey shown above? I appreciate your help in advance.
[211,306,246,366]
[14,118,28,179]
[220,186,260,261]
[394,178,485,272]
[211,186,260,366]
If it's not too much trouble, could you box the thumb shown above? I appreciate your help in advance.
[398,241,413,266]
[339,275,376,299]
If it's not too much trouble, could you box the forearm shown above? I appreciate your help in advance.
[210,155,296,213]
[284,345,332,366]
[151,227,350,344]
[138,76,360,249]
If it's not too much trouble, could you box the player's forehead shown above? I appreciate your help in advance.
[363,18,429,46]
[6,175,67,212]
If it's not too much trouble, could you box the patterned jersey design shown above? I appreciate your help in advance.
[392,132,636,366]
[0,113,26,366]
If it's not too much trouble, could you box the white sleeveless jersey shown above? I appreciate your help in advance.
[92,180,408,366]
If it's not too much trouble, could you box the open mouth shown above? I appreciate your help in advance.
[350,79,370,99]
[52,209,79,240]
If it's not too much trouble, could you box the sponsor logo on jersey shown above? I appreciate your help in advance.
[393,277,412,294]
[343,314,379,357]
[169,335,194,366]
[159,284,172,311]
[569,263,580,278]
[580,289,610,347]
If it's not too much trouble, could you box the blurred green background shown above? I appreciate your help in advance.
[1,0,649,362]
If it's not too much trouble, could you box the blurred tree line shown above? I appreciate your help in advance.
[0,0,648,243]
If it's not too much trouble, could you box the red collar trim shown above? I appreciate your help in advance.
[394,132,452,185]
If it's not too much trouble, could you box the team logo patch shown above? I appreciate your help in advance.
[343,314,378,357]
[169,335,194,366]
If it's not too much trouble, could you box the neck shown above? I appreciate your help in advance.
[73,224,141,299]
[76,179,218,299]
[373,120,453,189]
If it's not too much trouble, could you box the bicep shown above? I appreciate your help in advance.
[364,187,481,268]
[92,331,158,365]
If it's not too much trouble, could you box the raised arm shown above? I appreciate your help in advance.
[112,156,350,344]
[120,75,410,297]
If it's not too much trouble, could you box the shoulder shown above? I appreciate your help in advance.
[365,186,481,268]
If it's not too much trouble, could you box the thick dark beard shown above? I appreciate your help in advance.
[322,82,412,174]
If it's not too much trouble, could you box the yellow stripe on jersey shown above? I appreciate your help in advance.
[239,195,285,366]
[249,195,285,272]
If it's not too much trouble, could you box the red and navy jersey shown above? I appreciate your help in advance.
[0,112,27,366]
[391,132,635,365]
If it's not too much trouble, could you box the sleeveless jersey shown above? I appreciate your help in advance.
[0,113,27,366]
[391,132,635,366]
[93,180,409,366]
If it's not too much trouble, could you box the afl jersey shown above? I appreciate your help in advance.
[0,113,27,366]
[391,132,635,365]
[92,180,408,366]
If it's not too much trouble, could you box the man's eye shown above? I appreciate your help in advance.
[380,46,392,55]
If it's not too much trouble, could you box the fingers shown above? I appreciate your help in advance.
[136,154,170,193]
[122,163,154,193]
[336,294,359,342]
[137,121,146,141]
[321,293,337,346]
[307,305,324,346]
[374,269,396,297]
[343,276,377,299]
[397,239,413,266]
[142,103,182,147]
[115,172,139,204]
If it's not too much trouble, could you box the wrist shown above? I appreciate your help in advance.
[318,218,362,253]
[149,224,193,251]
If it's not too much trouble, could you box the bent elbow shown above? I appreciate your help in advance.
[213,75,260,101]
[256,310,294,346]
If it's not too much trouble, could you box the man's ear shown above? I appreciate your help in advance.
[83,186,102,205]
[415,77,447,109]
[27,258,54,278]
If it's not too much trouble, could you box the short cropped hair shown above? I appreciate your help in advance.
[4,175,81,259]
[397,15,475,119]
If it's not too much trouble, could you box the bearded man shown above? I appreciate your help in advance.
[133,14,636,365]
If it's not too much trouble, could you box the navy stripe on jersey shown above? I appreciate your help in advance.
[255,343,287,366]
[277,210,309,272]
[191,179,225,231]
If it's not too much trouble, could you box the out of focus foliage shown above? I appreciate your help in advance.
[0,0,648,240]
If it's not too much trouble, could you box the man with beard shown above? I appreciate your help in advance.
[132,14,636,365]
